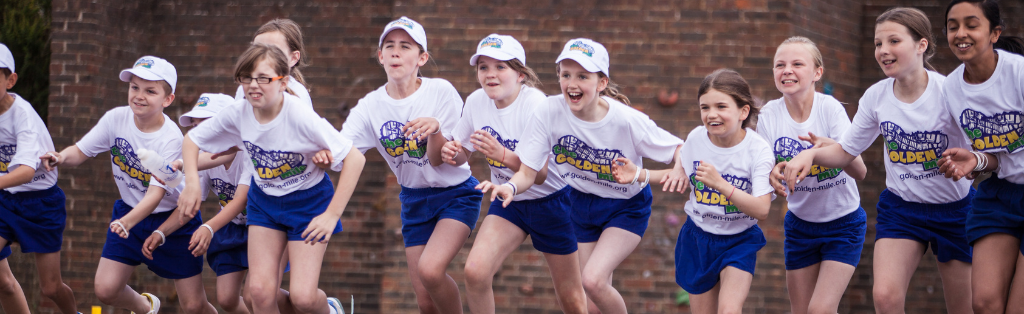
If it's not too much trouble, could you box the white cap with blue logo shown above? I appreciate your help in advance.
[178,93,235,127]
[379,16,428,52]
[555,38,610,78]
[118,56,178,94]
[469,34,526,66]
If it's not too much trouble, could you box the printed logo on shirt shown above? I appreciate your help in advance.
[481,126,517,168]
[195,96,209,107]
[480,37,502,49]
[773,137,843,182]
[0,144,14,173]
[110,138,151,187]
[134,58,154,69]
[880,122,947,170]
[551,135,622,182]
[388,18,415,30]
[689,161,749,214]
[959,109,1024,153]
[244,141,307,180]
[379,120,427,158]
[569,41,595,57]
[210,178,237,207]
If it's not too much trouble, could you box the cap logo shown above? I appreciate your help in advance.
[480,37,502,49]
[134,58,154,69]
[569,41,595,57]
[389,18,415,30]
[195,96,210,108]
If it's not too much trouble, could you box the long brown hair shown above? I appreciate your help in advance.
[254,19,310,89]
[878,7,938,71]
[698,69,760,129]
[504,59,541,88]
[234,43,296,96]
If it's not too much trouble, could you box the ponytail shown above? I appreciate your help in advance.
[598,74,630,106]
[996,36,1024,56]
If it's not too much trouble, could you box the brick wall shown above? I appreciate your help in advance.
[24,0,1021,313]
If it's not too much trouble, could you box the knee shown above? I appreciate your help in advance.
[417,261,448,288]
[247,280,279,308]
[972,293,1005,314]
[218,293,242,312]
[807,304,837,314]
[287,291,321,313]
[0,275,20,295]
[93,283,119,305]
[581,273,608,296]
[719,307,743,314]
[872,285,905,313]
[178,296,210,314]
[463,263,493,289]
[39,281,63,300]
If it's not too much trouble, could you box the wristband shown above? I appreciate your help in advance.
[452,148,460,159]
[496,182,518,202]
[110,220,129,238]
[201,224,214,235]
[630,167,642,185]
[639,169,651,188]
[152,230,166,246]
[500,148,506,165]
[727,186,737,200]
[972,151,987,172]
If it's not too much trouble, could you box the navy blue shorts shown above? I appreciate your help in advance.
[876,188,973,263]
[675,217,765,294]
[207,222,248,276]
[101,200,204,279]
[488,187,576,255]
[0,246,9,260]
[967,175,1024,251]
[246,174,341,242]
[570,186,652,242]
[0,185,66,254]
[784,208,866,270]
[400,177,482,247]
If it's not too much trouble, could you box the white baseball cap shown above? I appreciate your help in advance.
[555,38,610,78]
[0,43,14,73]
[119,56,178,94]
[178,93,235,127]
[379,16,428,52]
[469,34,526,66]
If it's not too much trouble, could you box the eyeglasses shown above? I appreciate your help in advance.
[237,75,285,84]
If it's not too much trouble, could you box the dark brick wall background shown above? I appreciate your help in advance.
[7,0,1019,313]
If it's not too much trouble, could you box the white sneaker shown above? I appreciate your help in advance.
[131,293,160,314]
[327,297,345,314]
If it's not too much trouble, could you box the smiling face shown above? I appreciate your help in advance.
[378,30,428,82]
[772,43,822,96]
[242,57,287,110]
[127,76,173,118]
[254,31,299,69]
[874,21,928,78]
[699,88,749,139]
[476,56,525,104]
[946,2,1001,63]
[558,59,608,114]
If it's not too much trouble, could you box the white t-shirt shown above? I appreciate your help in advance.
[235,76,312,108]
[188,93,352,197]
[76,107,182,213]
[199,152,252,225]
[517,95,683,199]
[340,78,472,188]
[0,94,58,193]
[944,50,1024,184]
[839,71,972,203]
[756,93,860,222]
[681,127,774,235]
[452,86,566,201]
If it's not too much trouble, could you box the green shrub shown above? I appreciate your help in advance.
[1,0,51,121]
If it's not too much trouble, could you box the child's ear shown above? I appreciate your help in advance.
[161,93,176,108]
[4,72,17,90]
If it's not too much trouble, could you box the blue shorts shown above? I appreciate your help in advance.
[246,174,341,242]
[207,222,248,276]
[570,186,652,243]
[0,246,9,260]
[400,177,482,247]
[488,187,576,255]
[784,207,866,270]
[876,188,973,263]
[101,200,204,279]
[967,175,1024,251]
[0,185,66,254]
[675,217,765,294]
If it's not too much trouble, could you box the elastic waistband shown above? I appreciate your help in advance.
[569,185,651,201]
[0,184,61,199]
[400,176,477,197]
[683,217,762,243]
[513,186,571,204]
[880,188,974,214]
[786,207,865,232]
[250,173,331,200]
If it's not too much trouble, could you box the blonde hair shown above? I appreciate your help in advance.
[254,19,309,90]
[778,36,824,69]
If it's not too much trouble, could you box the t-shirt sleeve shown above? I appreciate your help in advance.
[838,96,880,156]
[75,110,116,157]
[307,117,354,172]
[755,113,773,146]
[188,106,242,155]
[516,102,554,172]
[437,84,466,138]
[827,102,853,139]
[339,102,376,154]
[10,116,44,170]
[451,101,476,152]
[750,143,775,198]
[238,167,253,187]
[634,117,684,164]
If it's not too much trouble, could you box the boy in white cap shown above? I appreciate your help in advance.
[42,56,216,314]
[490,38,687,314]
[0,43,80,314]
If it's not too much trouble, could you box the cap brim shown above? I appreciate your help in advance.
[555,54,604,75]
[119,68,164,83]
[178,110,216,127]
[469,50,518,66]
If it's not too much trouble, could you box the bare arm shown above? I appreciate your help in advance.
[0,166,35,190]
[301,147,366,244]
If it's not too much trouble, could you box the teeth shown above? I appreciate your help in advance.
[568,92,582,97]
[957,43,971,48]
[883,60,895,65]
[782,80,797,84]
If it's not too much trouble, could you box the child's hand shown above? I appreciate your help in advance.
[302,212,340,245]
[798,132,837,149]
[109,218,136,239]
[770,162,789,197]
[611,157,639,184]
[312,149,334,170]
[178,184,204,225]
[661,166,690,193]
[39,151,61,172]
[141,231,165,260]
[694,160,726,191]
[470,130,504,162]
[783,152,815,193]
[937,148,977,181]
[441,141,463,165]
[476,180,514,208]
[402,117,441,142]
[189,226,213,256]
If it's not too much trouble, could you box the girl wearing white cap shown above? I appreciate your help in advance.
[490,38,686,314]
[339,17,481,313]
[440,34,586,314]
